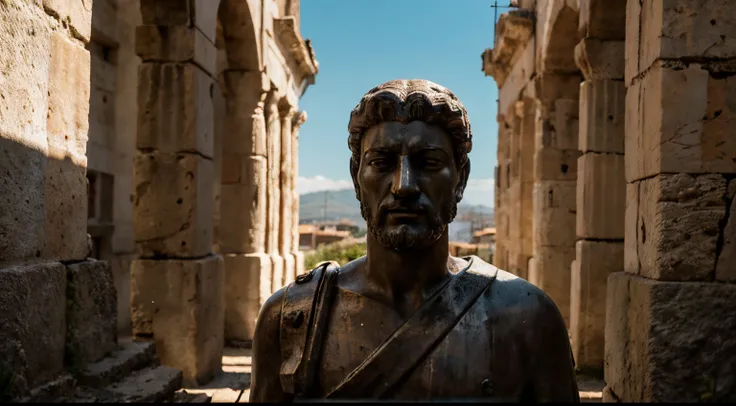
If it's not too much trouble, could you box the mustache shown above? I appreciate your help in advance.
[379,201,429,215]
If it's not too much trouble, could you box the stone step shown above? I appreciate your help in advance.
[174,390,212,403]
[105,366,183,403]
[76,340,158,388]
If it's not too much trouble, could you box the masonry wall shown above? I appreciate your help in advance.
[0,0,117,396]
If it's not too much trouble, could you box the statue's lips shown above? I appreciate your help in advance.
[386,209,423,219]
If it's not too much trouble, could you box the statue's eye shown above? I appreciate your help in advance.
[369,158,389,168]
[423,159,444,169]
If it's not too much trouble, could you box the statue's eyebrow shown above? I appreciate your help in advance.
[363,147,395,156]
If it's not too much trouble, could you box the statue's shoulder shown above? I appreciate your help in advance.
[466,256,562,319]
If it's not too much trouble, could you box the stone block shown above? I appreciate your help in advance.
[191,0,218,44]
[110,254,134,334]
[219,156,268,254]
[223,253,272,341]
[628,173,728,281]
[43,0,92,42]
[578,0,626,41]
[532,180,578,247]
[533,245,575,327]
[576,153,625,240]
[635,0,736,80]
[137,62,215,158]
[133,152,213,258]
[623,182,640,274]
[270,253,284,293]
[574,38,624,80]
[552,98,579,150]
[534,147,581,182]
[0,262,66,395]
[282,252,296,286]
[715,179,736,282]
[43,148,89,261]
[626,62,736,183]
[534,73,581,107]
[578,79,625,154]
[293,250,305,279]
[604,272,736,402]
[570,240,623,370]
[130,255,225,386]
[0,138,45,264]
[47,32,90,158]
[135,25,216,75]
[624,0,642,84]
[498,41,536,115]
[65,259,118,366]
[0,1,51,151]
[221,71,269,156]
[140,0,190,26]
[527,256,538,286]
[90,0,118,44]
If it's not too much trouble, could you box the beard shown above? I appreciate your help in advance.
[361,198,458,252]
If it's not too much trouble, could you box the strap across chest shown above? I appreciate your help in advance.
[278,257,499,399]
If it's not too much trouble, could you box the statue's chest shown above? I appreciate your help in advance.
[316,289,497,400]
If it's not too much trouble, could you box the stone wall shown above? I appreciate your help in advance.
[0,0,117,396]
[484,0,736,401]
[129,0,318,386]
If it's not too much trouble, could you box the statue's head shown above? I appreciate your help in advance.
[348,79,473,251]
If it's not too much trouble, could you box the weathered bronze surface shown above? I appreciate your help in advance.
[250,79,580,402]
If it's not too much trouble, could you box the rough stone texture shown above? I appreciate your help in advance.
[578,79,625,154]
[574,38,624,81]
[45,32,91,262]
[137,63,215,159]
[534,147,581,182]
[136,25,216,75]
[130,255,224,386]
[47,32,90,159]
[133,152,213,258]
[220,71,268,157]
[715,179,736,282]
[628,173,727,281]
[43,0,93,42]
[219,156,268,253]
[626,62,736,183]
[605,272,736,402]
[576,153,625,239]
[65,259,118,367]
[532,180,577,247]
[533,245,575,326]
[0,262,67,396]
[570,240,623,371]
[627,0,736,83]
[224,253,272,341]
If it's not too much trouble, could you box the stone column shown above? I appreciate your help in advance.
[0,3,117,395]
[604,0,736,402]
[131,9,224,386]
[265,90,285,292]
[516,99,536,280]
[493,114,510,270]
[291,111,308,277]
[569,38,626,373]
[531,74,581,327]
[219,71,272,342]
[506,108,522,276]
[279,102,297,285]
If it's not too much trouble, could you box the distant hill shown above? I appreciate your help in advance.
[299,189,493,238]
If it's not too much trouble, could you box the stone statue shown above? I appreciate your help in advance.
[250,79,580,402]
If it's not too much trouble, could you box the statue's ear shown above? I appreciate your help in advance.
[454,160,470,203]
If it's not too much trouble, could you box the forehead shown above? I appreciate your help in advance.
[361,121,453,153]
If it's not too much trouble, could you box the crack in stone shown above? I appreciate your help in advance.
[713,175,735,277]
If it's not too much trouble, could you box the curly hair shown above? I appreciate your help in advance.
[347,79,473,200]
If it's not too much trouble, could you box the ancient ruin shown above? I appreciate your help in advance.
[0,0,316,400]
[484,0,735,402]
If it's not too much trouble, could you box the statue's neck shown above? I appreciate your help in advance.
[364,230,451,313]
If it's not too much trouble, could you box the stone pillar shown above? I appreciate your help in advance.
[493,115,510,270]
[531,74,581,327]
[265,90,284,292]
[0,3,116,395]
[131,7,224,386]
[516,99,536,280]
[292,111,308,277]
[279,102,297,285]
[219,71,272,342]
[603,0,736,402]
[569,37,626,373]
[506,109,522,277]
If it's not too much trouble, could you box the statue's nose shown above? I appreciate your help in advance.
[391,156,420,198]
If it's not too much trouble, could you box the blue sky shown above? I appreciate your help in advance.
[296,0,500,207]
